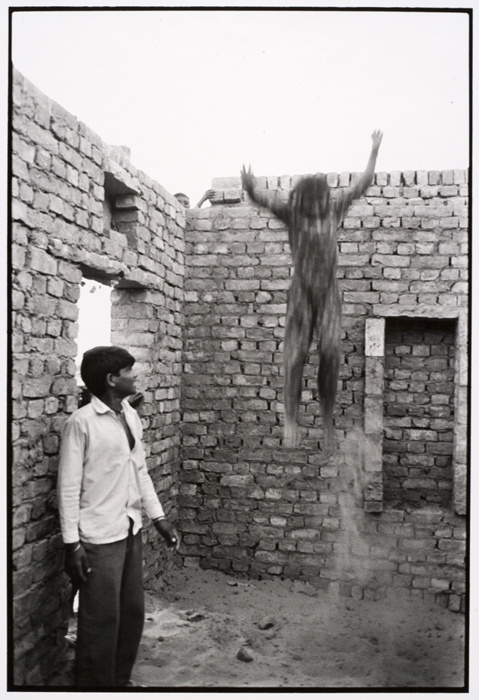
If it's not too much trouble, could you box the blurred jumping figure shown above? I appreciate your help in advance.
[241,131,383,447]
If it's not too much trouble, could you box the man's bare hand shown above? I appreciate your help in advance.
[154,519,180,551]
[371,130,383,150]
[196,189,219,208]
[241,165,256,195]
[65,544,91,584]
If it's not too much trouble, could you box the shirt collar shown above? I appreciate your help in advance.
[90,394,129,415]
[90,395,112,414]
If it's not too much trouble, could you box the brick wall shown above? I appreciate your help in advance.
[180,170,468,611]
[10,69,469,685]
[11,69,184,685]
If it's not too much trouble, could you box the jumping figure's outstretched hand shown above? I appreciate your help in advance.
[241,165,256,195]
[371,130,383,150]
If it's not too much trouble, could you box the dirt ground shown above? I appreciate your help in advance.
[133,566,465,690]
[52,563,466,690]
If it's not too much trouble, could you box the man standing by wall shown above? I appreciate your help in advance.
[57,346,179,687]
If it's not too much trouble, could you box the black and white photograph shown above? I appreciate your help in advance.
[8,3,472,692]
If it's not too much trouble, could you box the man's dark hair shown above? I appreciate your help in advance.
[80,346,135,398]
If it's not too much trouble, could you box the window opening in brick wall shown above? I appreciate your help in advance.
[383,317,456,509]
[75,277,112,401]
[103,192,117,232]
[103,171,139,241]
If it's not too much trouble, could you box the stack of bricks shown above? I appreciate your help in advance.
[181,169,467,610]
[11,70,184,684]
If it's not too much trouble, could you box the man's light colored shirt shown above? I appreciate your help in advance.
[57,395,165,544]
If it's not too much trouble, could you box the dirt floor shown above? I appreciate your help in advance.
[53,564,466,690]
[137,566,466,690]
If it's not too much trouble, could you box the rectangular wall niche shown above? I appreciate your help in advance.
[382,317,456,509]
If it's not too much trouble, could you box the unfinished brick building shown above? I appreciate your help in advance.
[10,69,469,685]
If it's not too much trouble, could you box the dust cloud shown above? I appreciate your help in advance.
[335,428,382,590]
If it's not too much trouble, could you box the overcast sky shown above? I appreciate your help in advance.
[11,7,470,206]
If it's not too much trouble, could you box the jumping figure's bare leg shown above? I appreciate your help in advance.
[317,285,341,446]
[283,280,314,448]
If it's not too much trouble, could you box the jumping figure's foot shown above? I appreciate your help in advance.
[284,421,301,448]
[321,420,337,452]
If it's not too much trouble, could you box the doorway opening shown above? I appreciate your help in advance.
[383,317,456,509]
[75,277,112,403]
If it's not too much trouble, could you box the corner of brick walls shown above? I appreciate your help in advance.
[180,169,468,613]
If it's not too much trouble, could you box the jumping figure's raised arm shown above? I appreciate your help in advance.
[337,130,383,217]
[241,165,289,223]
[354,129,383,196]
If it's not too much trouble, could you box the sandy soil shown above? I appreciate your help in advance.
[131,565,465,690]
[51,564,465,690]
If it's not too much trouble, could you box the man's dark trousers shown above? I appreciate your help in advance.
[75,521,144,686]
